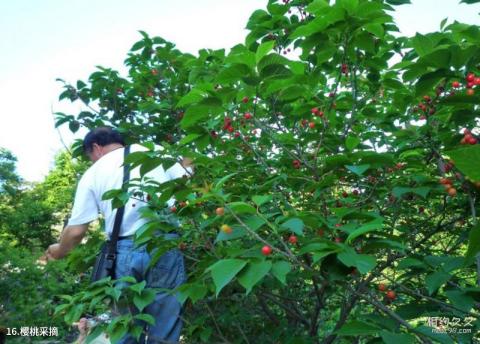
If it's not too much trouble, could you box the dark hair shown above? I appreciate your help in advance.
[83,127,125,153]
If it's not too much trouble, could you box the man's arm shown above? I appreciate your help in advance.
[45,224,89,260]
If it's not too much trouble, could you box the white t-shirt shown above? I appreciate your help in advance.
[67,143,192,237]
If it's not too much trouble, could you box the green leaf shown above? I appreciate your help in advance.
[256,41,275,64]
[176,89,207,108]
[252,195,273,206]
[364,23,384,37]
[337,0,358,14]
[289,7,345,39]
[446,145,480,182]
[460,0,480,3]
[134,313,156,326]
[271,260,291,285]
[411,33,434,57]
[280,218,304,235]
[237,260,272,294]
[345,136,360,151]
[179,105,211,129]
[414,326,455,344]
[217,64,252,84]
[133,289,156,312]
[179,133,202,146]
[425,271,451,295]
[346,219,384,244]
[106,287,122,302]
[109,323,129,343]
[305,0,329,14]
[177,283,208,305]
[353,31,375,53]
[129,281,146,294]
[380,331,416,344]
[214,172,238,190]
[392,187,431,199]
[64,304,84,324]
[464,224,480,265]
[415,70,445,97]
[444,290,474,312]
[227,202,257,214]
[336,320,380,335]
[345,164,370,176]
[337,249,376,274]
[206,259,247,297]
[397,257,426,270]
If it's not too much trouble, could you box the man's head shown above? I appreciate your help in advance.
[83,127,125,162]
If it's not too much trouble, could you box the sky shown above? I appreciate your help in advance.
[1,0,479,182]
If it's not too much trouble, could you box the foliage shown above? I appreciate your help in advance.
[0,150,86,248]
[54,0,480,343]
[0,241,86,343]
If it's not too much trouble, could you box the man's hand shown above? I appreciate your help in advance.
[43,224,89,262]
[45,243,63,261]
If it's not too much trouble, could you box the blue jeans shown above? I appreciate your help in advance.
[113,233,186,344]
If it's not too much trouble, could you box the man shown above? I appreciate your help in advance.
[44,127,193,343]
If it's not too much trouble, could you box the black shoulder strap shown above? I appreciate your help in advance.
[107,145,130,254]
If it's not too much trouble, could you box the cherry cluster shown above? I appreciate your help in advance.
[452,72,480,95]
[460,129,477,145]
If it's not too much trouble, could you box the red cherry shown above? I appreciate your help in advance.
[151,69,158,76]
[439,178,451,185]
[334,237,343,243]
[466,73,475,82]
[352,190,359,196]
[467,81,475,88]
[179,201,187,208]
[467,89,475,96]
[311,107,319,114]
[242,96,249,103]
[261,245,272,256]
[288,235,297,244]
[468,137,477,145]
[170,206,177,213]
[234,131,240,138]
[342,191,348,198]
[147,90,154,97]
[386,290,396,300]
[475,77,480,86]
[378,283,387,292]
[452,81,460,88]
[292,160,301,169]
[227,126,234,133]
[308,122,315,129]
[423,95,431,102]
[244,113,252,120]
